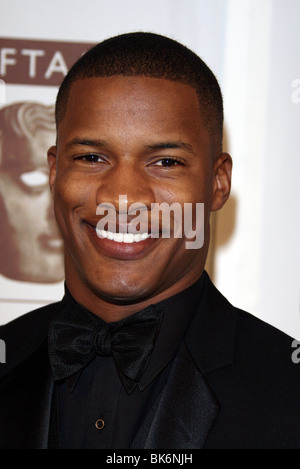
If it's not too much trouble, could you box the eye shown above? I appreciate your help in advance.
[153,157,184,167]
[76,154,106,164]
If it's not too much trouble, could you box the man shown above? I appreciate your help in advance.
[0,101,64,283]
[0,32,300,449]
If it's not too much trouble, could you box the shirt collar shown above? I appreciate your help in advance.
[139,274,205,390]
[60,274,205,392]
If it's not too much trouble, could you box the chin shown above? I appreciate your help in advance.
[91,276,158,306]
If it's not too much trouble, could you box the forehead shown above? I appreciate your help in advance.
[59,76,209,149]
[67,75,199,107]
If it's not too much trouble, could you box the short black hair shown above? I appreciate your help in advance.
[55,32,223,152]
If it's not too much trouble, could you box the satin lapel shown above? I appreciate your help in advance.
[0,339,54,449]
[132,344,219,449]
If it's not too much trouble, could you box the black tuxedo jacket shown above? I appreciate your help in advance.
[1,272,300,449]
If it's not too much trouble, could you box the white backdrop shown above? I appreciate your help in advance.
[0,0,299,339]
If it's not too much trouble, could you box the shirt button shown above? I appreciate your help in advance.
[95,418,105,430]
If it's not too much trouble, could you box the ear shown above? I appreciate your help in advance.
[47,145,57,197]
[211,152,232,211]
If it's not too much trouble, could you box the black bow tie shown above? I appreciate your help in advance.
[48,298,163,394]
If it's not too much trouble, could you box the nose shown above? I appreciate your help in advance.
[95,160,155,214]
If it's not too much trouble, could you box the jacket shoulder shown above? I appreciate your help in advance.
[191,274,300,447]
[190,272,296,361]
[0,302,61,379]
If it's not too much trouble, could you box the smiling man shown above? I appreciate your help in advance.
[48,72,228,321]
[1,32,300,450]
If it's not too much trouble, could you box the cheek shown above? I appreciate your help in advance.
[158,175,212,240]
[154,175,210,207]
[53,176,76,230]
[53,174,95,230]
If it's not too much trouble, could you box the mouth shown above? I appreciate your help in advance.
[85,222,158,260]
[96,227,150,243]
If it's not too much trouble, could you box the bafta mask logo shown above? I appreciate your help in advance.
[0,101,64,283]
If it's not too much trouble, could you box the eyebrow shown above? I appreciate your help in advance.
[66,137,108,149]
[145,141,195,154]
[65,137,195,154]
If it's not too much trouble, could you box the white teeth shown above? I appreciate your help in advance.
[95,228,150,243]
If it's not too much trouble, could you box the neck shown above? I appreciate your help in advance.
[63,236,209,322]
[64,266,205,323]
